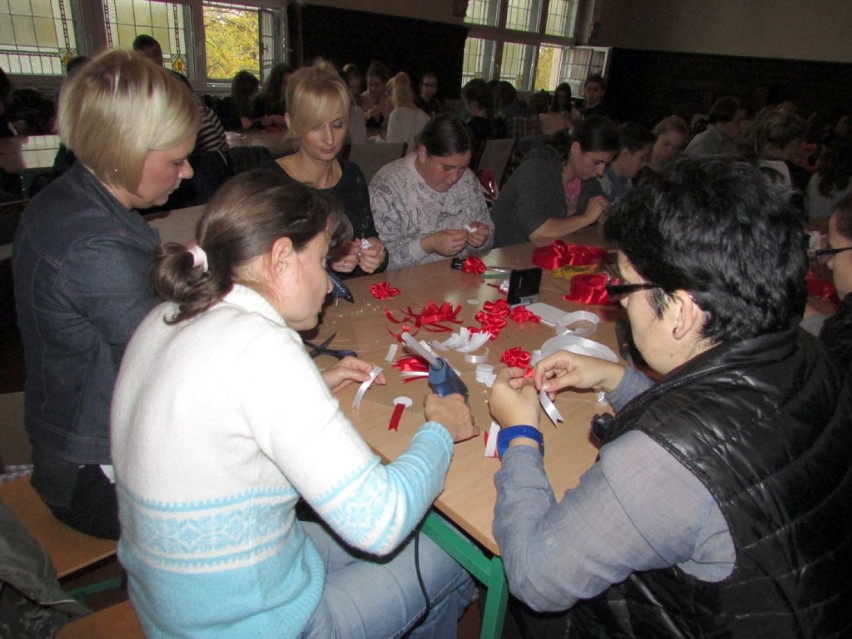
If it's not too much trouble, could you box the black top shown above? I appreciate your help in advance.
[260,157,388,278]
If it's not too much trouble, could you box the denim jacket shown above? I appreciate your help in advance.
[13,162,160,465]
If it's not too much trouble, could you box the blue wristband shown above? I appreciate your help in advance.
[497,425,544,460]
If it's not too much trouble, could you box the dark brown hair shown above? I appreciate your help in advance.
[152,170,350,323]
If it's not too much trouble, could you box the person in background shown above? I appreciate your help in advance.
[529,91,572,136]
[0,66,25,136]
[495,81,536,121]
[744,107,808,216]
[415,71,442,117]
[551,82,582,126]
[684,95,748,156]
[489,155,851,638]
[647,115,689,173]
[342,63,363,106]
[262,61,386,278]
[339,63,367,145]
[361,60,392,131]
[255,62,292,127]
[461,78,507,167]
[581,73,613,120]
[12,49,199,539]
[133,33,226,153]
[370,113,493,269]
[490,116,618,248]
[807,134,852,220]
[809,194,852,373]
[111,171,476,638]
[217,70,261,131]
[385,72,430,151]
[578,122,655,214]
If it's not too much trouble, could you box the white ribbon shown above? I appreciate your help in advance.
[484,421,500,457]
[385,343,399,362]
[352,366,383,408]
[555,311,600,337]
[476,364,496,388]
[540,335,618,406]
[540,388,564,425]
[187,244,208,273]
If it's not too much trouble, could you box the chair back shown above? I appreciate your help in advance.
[477,138,515,188]
[348,142,406,185]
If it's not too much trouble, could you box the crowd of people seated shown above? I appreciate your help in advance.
[2,43,851,639]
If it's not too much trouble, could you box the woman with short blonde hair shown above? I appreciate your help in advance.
[13,48,199,539]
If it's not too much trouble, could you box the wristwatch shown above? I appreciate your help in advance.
[497,425,544,460]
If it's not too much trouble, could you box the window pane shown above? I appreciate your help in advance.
[104,0,190,76]
[465,0,500,27]
[544,0,578,38]
[534,44,559,91]
[462,36,496,85]
[559,47,607,97]
[203,2,260,81]
[505,0,541,33]
[0,0,77,75]
[499,41,534,90]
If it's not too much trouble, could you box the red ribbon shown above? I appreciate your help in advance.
[392,355,430,373]
[385,301,462,332]
[371,282,400,299]
[532,241,607,270]
[387,326,416,342]
[389,402,405,431]
[563,273,611,305]
[483,299,509,317]
[807,271,838,302]
[462,256,486,275]
[501,346,531,368]
[509,304,541,324]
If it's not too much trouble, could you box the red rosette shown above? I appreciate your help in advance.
[461,256,486,275]
[370,281,401,299]
[509,304,541,324]
[500,346,531,368]
[532,240,607,270]
[532,239,570,270]
[562,273,611,305]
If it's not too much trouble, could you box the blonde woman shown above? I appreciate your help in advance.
[12,49,199,538]
[385,71,430,150]
[265,61,387,276]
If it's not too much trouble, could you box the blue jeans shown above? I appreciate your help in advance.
[301,520,474,639]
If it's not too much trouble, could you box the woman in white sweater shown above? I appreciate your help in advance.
[111,170,476,638]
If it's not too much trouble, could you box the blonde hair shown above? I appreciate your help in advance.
[652,115,689,137]
[58,49,199,192]
[387,72,414,109]
[285,60,350,138]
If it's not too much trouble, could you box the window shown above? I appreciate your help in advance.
[3,0,287,89]
[103,0,191,75]
[463,0,603,93]
[0,0,79,75]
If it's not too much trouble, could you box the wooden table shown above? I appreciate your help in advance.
[313,228,618,638]
[0,134,61,197]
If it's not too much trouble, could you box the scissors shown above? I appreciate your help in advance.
[304,332,358,360]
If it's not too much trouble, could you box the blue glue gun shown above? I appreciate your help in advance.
[401,333,469,399]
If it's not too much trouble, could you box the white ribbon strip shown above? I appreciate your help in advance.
[360,238,372,250]
[464,348,489,364]
[352,366,383,408]
[540,335,619,362]
[484,421,500,457]
[555,311,600,337]
[385,343,399,362]
[431,327,491,354]
[540,388,564,425]
[476,364,496,388]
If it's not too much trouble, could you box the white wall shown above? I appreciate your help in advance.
[596,0,852,63]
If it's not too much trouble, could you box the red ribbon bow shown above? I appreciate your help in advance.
[462,256,486,275]
[384,301,463,332]
[509,304,541,324]
[475,299,510,339]
[371,282,401,299]
[532,241,607,270]
[392,355,430,376]
[501,347,531,368]
[562,273,611,305]
[483,299,509,317]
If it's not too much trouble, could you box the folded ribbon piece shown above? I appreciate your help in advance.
[371,282,401,300]
[461,256,486,275]
[532,241,607,271]
[562,273,611,305]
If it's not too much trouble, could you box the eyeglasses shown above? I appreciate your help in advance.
[815,246,852,264]
[606,277,659,303]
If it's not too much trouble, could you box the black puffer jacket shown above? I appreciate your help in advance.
[569,329,852,638]
[820,292,852,376]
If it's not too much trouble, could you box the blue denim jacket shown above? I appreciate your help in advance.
[13,163,160,465]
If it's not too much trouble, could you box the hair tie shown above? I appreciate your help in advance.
[187,244,209,273]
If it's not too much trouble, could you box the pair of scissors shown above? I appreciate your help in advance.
[304,332,358,360]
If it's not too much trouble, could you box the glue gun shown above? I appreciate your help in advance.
[401,333,469,399]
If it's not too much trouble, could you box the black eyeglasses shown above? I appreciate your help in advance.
[606,278,659,303]
[815,246,852,264]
